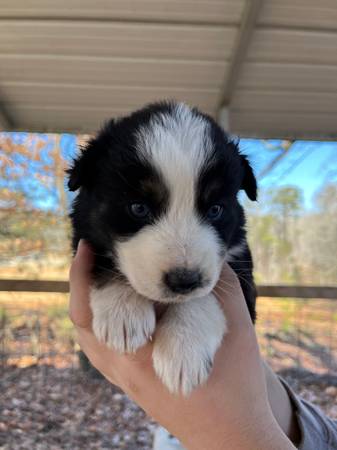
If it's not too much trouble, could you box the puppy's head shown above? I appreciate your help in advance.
[68,102,257,302]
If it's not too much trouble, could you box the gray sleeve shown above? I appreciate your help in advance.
[279,377,337,449]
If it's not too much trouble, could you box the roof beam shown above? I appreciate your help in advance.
[217,0,264,114]
[0,16,237,27]
[258,141,294,180]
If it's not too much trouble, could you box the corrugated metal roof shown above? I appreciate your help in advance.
[0,0,336,139]
[0,0,244,24]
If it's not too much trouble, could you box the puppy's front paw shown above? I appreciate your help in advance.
[152,295,226,395]
[91,285,155,353]
[153,332,214,396]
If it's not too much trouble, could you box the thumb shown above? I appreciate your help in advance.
[213,263,253,328]
[69,240,94,329]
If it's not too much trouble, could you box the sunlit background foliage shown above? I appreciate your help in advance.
[0,132,336,285]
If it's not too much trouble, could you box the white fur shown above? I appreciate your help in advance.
[90,283,155,353]
[116,104,223,302]
[152,293,226,395]
[137,103,213,183]
[91,103,230,395]
[225,241,246,262]
[116,216,222,303]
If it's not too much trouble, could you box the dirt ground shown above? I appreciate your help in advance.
[1,293,336,449]
[1,363,337,450]
[1,364,154,450]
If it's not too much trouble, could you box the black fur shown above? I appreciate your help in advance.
[68,101,257,321]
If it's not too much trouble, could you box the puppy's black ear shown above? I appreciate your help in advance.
[67,122,112,191]
[67,119,116,191]
[240,154,257,201]
[67,138,102,191]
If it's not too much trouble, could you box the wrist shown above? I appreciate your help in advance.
[182,413,296,450]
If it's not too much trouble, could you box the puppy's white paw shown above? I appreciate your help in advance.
[152,294,226,396]
[153,332,215,396]
[90,284,155,353]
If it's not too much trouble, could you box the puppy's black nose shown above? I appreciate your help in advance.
[164,268,202,294]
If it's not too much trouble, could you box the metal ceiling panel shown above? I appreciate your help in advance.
[1,82,218,111]
[259,0,337,30]
[231,110,337,140]
[13,105,215,133]
[232,90,337,114]
[12,105,133,132]
[0,0,244,24]
[248,29,337,64]
[0,55,227,88]
[237,62,337,92]
[0,20,235,61]
[1,0,336,138]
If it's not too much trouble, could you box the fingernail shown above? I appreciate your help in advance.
[76,239,93,264]
[75,239,85,256]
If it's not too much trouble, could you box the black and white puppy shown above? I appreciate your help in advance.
[68,101,257,395]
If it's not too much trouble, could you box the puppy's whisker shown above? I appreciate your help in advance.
[214,285,230,295]
[94,265,124,277]
[216,278,236,289]
[235,274,256,292]
[215,279,237,292]
[215,284,236,297]
[218,276,235,284]
[228,269,255,273]
[226,260,255,263]
[92,251,114,259]
[213,285,233,299]
[94,264,120,274]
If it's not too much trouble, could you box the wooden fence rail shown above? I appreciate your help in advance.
[0,279,336,299]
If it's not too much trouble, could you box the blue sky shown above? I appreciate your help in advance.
[241,139,337,209]
[1,132,336,211]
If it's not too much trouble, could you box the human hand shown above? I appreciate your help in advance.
[69,240,296,450]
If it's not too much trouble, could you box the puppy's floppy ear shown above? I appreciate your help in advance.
[240,154,257,201]
[67,141,95,191]
[67,119,116,191]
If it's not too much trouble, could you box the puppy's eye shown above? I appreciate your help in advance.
[206,204,223,221]
[129,203,151,219]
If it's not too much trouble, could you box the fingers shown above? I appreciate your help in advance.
[69,240,94,329]
[213,263,252,327]
[212,265,260,373]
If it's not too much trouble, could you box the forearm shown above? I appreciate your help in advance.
[181,362,300,450]
[182,413,297,450]
[264,362,301,446]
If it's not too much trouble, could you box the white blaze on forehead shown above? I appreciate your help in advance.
[136,103,213,216]
[116,104,223,302]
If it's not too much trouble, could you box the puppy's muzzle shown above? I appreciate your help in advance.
[163,267,202,294]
